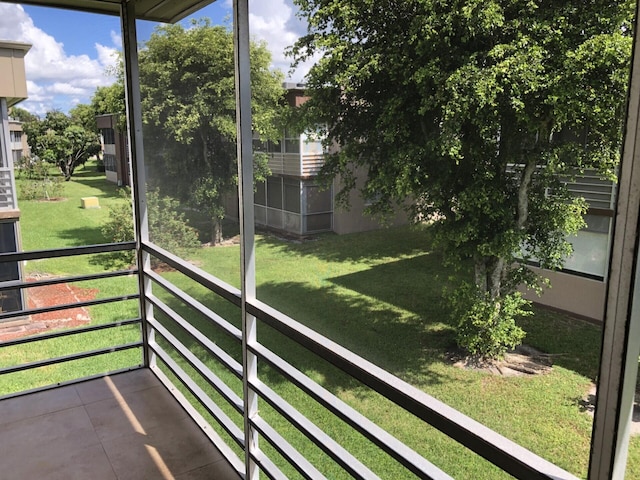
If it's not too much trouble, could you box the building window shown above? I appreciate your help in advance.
[284,128,300,154]
[11,150,22,164]
[254,180,266,206]
[267,177,283,209]
[9,131,22,143]
[304,184,332,214]
[283,179,301,213]
[103,154,117,172]
[101,128,115,145]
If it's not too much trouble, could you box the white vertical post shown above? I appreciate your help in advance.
[0,98,18,209]
[589,4,640,478]
[233,1,258,478]
[233,0,259,480]
[120,1,154,368]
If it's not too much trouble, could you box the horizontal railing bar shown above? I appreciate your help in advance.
[247,298,579,480]
[146,294,243,379]
[142,241,241,307]
[147,316,243,414]
[0,366,144,402]
[0,318,141,348]
[251,378,378,480]
[0,242,135,263]
[0,293,140,322]
[146,269,242,342]
[0,342,142,376]
[249,448,287,480]
[0,268,138,293]
[149,340,245,449]
[250,342,450,479]
[251,415,325,480]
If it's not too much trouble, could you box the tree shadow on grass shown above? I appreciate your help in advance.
[152,265,463,398]
[69,176,124,199]
[259,224,433,264]
[57,226,108,247]
[255,279,459,392]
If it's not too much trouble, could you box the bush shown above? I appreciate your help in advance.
[17,156,65,201]
[450,284,528,360]
[147,189,201,256]
[101,187,200,266]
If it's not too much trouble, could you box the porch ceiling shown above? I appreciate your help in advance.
[5,0,217,23]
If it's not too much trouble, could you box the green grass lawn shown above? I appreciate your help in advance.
[0,165,142,390]
[2,165,638,478]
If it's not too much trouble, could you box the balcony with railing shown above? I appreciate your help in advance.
[1,1,640,479]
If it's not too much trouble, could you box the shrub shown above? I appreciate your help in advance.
[147,189,201,256]
[450,284,528,360]
[101,187,200,266]
[17,156,65,201]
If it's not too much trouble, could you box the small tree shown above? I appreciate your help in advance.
[102,188,201,266]
[139,20,285,244]
[23,111,101,181]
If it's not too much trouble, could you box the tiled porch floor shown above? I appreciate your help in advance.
[0,369,241,479]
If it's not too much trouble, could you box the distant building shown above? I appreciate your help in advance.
[249,83,407,237]
[521,171,616,322]
[96,114,129,187]
[0,40,31,317]
[7,119,29,166]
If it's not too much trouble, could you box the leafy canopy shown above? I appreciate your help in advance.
[22,110,101,181]
[291,0,633,357]
[139,19,285,243]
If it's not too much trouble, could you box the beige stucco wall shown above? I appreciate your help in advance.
[0,41,31,106]
[332,168,409,235]
[519,266,606,322]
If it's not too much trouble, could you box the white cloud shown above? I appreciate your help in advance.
[0,3,118,114]
[244,0,314,82]
[110,30,122,47]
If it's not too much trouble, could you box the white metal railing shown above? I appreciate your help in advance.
[142,241,580,480]
[0,168,15,209]
[266,152,325,178]
[0,242,142,399]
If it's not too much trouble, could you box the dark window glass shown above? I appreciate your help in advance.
[255,180,266,206]
[305,213,332,232]
[284,181,301,213]
[267,177,283,209]
[305,184,332,213]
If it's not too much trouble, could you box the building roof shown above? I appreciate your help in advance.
[4,0,217,24]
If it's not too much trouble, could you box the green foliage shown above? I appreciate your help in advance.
[292,0,633,356]
[91,78,126,132]
[101,189,136,265]
[450,283,529,359]
[16,156,64,200]
[69,103,98,133]
[147,189,201,256]
[139,19,285,243]
[8,106,37,123]
[102,188,200,266]
[22,110,101,181]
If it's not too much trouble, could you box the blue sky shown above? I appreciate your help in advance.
[0,1,312,115]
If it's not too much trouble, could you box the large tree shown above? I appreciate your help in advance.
[139,19,284,244]
[291,0,633,357]
[23,110,101,181]
[8,106,37,124]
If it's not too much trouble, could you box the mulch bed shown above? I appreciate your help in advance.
[0,276,98,342]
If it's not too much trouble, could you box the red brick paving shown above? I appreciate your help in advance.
[0,277,98,342]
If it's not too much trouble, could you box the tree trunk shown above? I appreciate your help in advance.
[474,255,505,301]
[212,218,223,245]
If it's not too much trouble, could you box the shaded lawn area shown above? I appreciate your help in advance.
[161,226,622,479]
[4,166,638,477]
